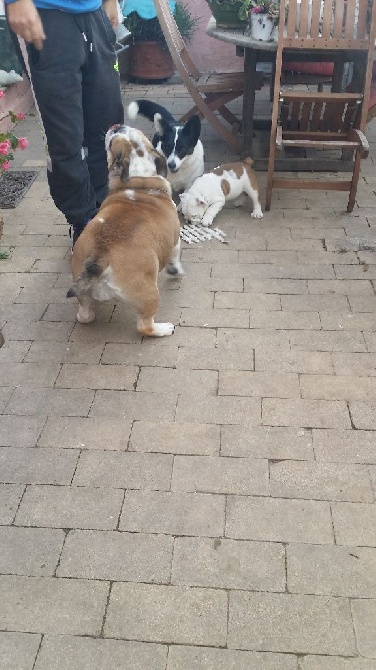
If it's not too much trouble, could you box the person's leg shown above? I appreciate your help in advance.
[81,8,124,208]
[24,10,99,239]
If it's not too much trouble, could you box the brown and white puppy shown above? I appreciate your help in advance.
[67,124,184,337]
[179,157,263,227]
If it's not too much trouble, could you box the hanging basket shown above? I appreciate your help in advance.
[205,0,247,28]
[250,14,277,41]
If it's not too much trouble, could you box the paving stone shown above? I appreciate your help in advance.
[262,398,351,428]
[226,496,333,544]
[90,390,177,421]
[351,599,376,658]
[119,490,225,537]
[301,374,376,402]
[0,447,78,485]
[3,321,74,341]
[172,537,285,591]
[0,340,31,363]
[332,352,376,376]
[69,321,141,344]
[104,582,227,646]
[228,591,356,655]
[176,345,255,371]
[307,279,374,295]
[5,387,94,417]
[0,575,108,635]
[101,342,177,366]
[34,636,167,670]
[137,367,218,396]
[58,530,173,582]
[289,330,367,352]
[0,632,41,670]
[166,647,297,670]
[176,395,261,424]
[55,363,138,390]
[0,303,48,322]
[332,502,376,546]
[350,402,376,429]
[269,460,373,502]
[301,657,376,669]
[212,262,335,280]
[73,451,172,489]
[0,415,44,447]
[218,370,300,397]
[255,350,334,374]
[281,294,350,312]
[0,527,64,576]
[287,543,376,597]
[249,310,321,330]
[38,416,132,450]
[130,421,220,455]
[24,340,105,364]
[221,425,313,459]
[217,327,291,352]
[313,429,376,463]
[321,311,376,331]
[180,306,249,328]
[0,387,14,412]
[243,278,308,294]
[0,483,24,524]
[15,485,124,530]
[171,455,269,495]
[214,292,281,310]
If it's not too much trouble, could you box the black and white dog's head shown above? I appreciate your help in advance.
[127,99,205,192]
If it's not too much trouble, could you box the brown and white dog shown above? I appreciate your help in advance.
[179,158,263,227]
[67,124,184,337]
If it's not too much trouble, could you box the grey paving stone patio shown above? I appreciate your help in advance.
[0,77,376,668]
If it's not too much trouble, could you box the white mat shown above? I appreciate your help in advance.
[180,224,227,244]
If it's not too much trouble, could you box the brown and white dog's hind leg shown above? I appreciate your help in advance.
[133,284,175,337]
[76,296,96,324]
[166,238,184,277]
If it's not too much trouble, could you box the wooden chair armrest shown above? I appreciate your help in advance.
[348,128,369,158]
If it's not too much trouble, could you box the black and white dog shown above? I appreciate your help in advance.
[127,99,204,193]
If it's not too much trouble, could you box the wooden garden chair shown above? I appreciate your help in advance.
[153,0,262,153]
[265,0,376,213]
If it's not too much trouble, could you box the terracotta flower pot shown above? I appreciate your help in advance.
[128,41,175,81]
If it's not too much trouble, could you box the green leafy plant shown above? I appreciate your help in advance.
[124,1,200,44]
[239,0,280,25]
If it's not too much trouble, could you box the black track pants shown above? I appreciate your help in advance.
[26,8,124,228]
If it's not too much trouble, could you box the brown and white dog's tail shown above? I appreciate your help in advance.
[66,259,103,298]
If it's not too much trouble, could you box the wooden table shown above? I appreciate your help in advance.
[206,17,356,170]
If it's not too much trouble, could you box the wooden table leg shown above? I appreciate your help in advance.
[242,47,258,156]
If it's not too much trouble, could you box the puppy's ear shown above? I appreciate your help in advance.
[154,152,168,177]
[182,115,201,145]
[196,196,207,205]
[154,112,170,137]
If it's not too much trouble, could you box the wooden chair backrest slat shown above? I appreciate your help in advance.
[279,98,362,133]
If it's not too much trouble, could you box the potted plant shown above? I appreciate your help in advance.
[204,0,247,29]
[239,0,280,41]
[123,1,199,81]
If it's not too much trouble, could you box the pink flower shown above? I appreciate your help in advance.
[18,137,29,150]
[0,141,11,155]
[16,113,26,120]
[252,6,264,13]
[1,161,11,171]
[0,90,5,98]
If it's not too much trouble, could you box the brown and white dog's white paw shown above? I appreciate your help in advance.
[251,208,264,219]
